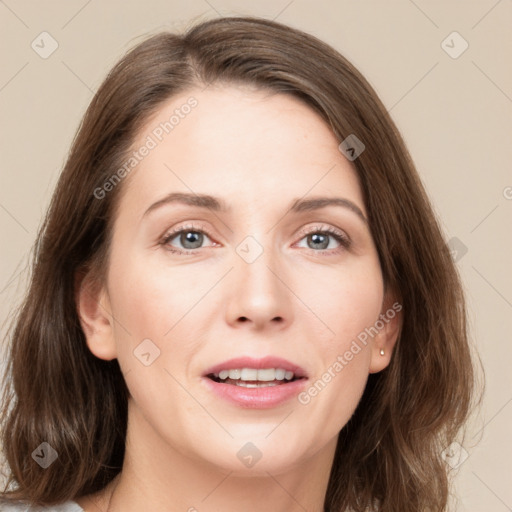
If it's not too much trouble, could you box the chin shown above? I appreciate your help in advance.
[195,436,312,476]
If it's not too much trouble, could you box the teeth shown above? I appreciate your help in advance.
[275,368,286,380]
[235,381,280,388]
[256,368,276,381]
[228,369,241,380]
[241,368,258,381]
[213,368,296,382]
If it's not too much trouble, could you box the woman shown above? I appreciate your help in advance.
[0,15,479,512]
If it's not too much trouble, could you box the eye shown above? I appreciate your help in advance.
[160,223,216,254]
[160,223,351,256]
[294,224,351,255]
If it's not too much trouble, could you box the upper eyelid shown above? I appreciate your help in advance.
[296,223,348,238]
[162,222,349,247]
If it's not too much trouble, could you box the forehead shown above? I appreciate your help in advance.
[118,84,365,217]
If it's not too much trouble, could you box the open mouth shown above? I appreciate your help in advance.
[202,363,309,408]
[207,368,306,388]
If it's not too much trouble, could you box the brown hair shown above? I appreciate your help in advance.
[0,15,481,511]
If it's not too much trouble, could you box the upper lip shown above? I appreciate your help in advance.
[203,356,308,379]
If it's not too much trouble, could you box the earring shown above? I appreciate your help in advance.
[379,349,385,356]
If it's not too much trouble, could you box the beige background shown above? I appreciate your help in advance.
[1,1,511,510]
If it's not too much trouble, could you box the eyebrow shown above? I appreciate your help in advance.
[143,192,368,224]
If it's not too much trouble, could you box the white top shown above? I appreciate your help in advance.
[0,500,84,511]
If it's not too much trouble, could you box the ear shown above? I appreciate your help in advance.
[75,269,117,361]
[368,291,402,374]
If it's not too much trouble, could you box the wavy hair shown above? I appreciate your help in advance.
[0,15,480,511]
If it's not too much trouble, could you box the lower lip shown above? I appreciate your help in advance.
[202,377,308,409]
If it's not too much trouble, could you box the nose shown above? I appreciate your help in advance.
[225,240,294,331]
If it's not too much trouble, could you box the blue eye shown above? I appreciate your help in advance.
[160,223,350,255]
[161,224,214,254]
[296,227,351,253]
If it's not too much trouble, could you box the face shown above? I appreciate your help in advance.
[80,84,400,475]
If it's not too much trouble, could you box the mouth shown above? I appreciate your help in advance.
[201,356,308,407]
[203,356,308,384]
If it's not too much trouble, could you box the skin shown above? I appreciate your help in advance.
[76,84,401,512]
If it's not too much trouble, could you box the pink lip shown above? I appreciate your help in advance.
[203,356,308,378]
[201,356,308,409]
[202,376,308,409]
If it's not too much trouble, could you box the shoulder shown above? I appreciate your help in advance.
[0,499,84,511]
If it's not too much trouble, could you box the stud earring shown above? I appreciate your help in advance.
[379,349,385,356]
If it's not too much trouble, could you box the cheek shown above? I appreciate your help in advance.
[299,256,383,348]
[105,250,216,384]
[106,257,201,417]
[296,258,382,408]
[107,252,200,336]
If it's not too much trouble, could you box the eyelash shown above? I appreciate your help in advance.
[160,222,351,256]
